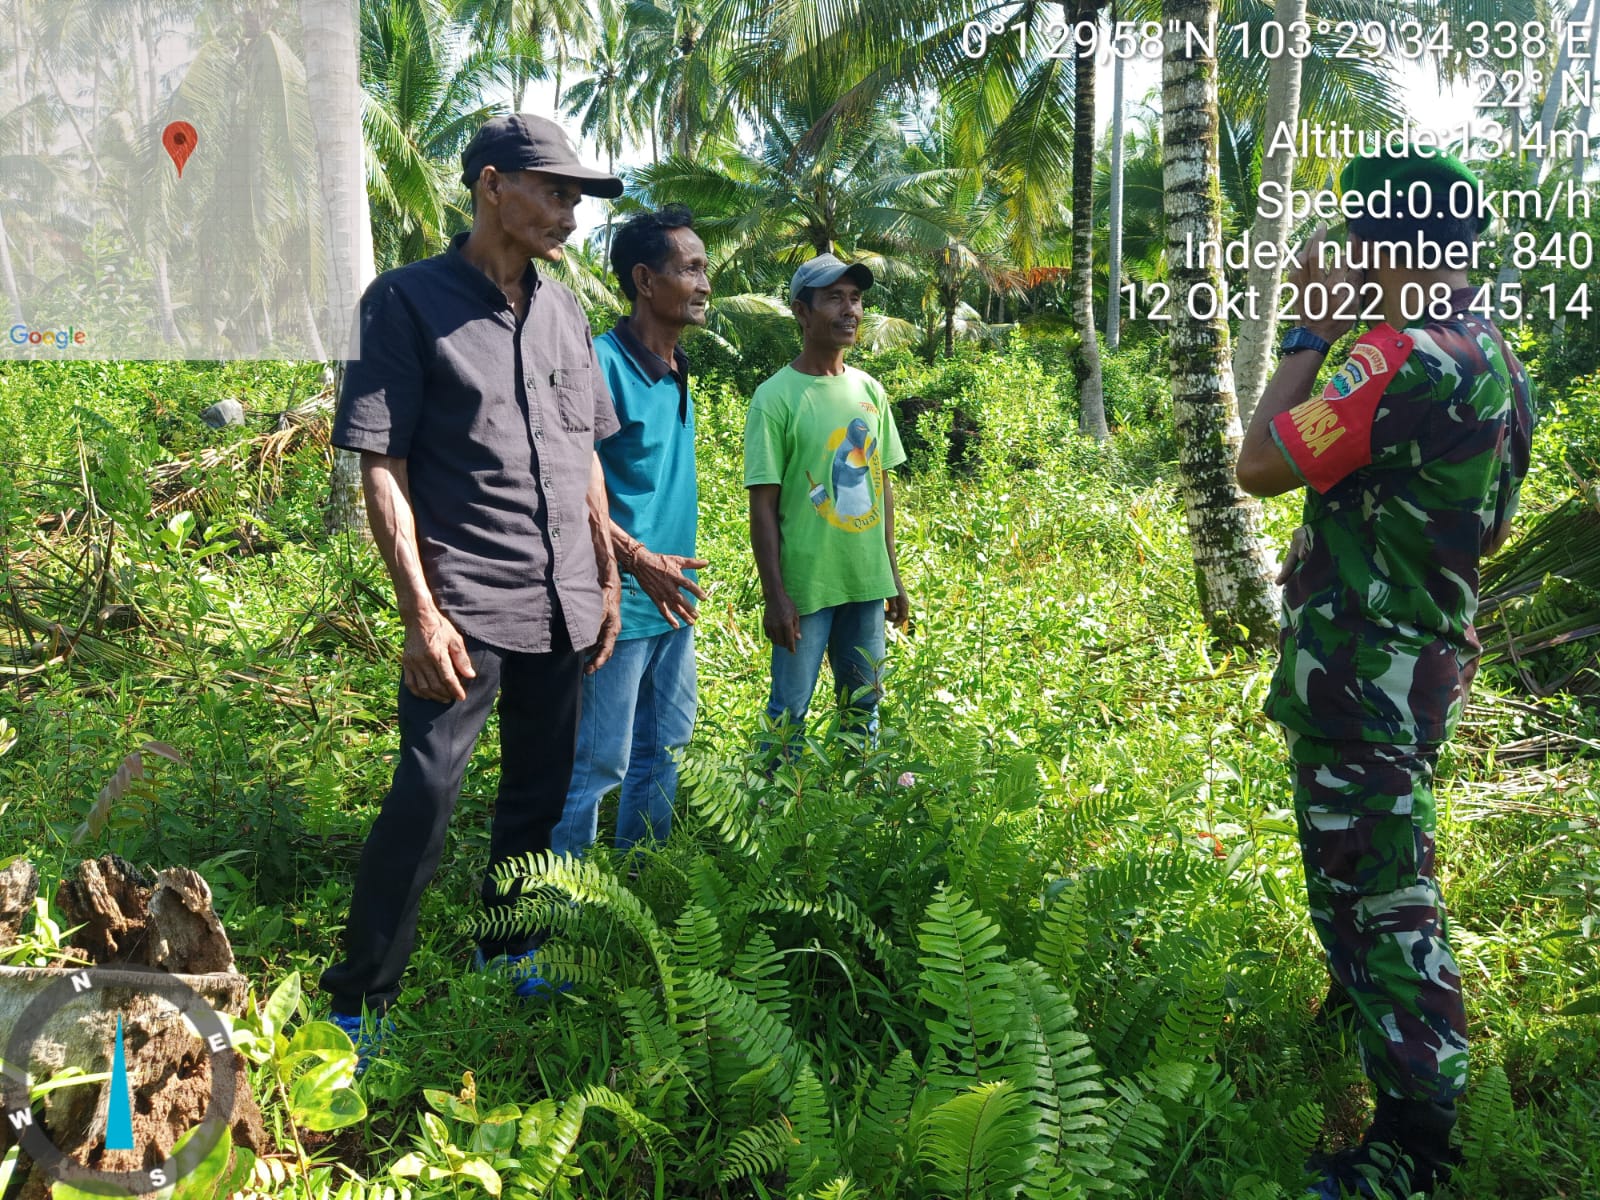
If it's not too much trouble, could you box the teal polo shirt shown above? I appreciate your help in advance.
[595,318,699,641]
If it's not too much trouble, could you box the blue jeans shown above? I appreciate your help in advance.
[766,600,886,742]
[551,626,697,855]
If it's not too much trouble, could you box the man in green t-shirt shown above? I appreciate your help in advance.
[744,254,909,745]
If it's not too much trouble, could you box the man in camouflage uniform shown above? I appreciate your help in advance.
[1238,146,1535,1198]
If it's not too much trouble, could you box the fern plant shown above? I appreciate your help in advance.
[466,733,1314,1199]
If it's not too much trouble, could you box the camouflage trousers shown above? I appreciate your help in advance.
[1286,734,1469,1104]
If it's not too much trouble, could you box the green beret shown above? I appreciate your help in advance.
[1340,144,1487,231]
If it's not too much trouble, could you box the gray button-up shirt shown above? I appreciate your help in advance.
[333,232,620,654]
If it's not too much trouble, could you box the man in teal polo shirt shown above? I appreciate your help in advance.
[551,206,709,854]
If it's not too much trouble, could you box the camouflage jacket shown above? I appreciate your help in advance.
[1264,294,1535,745]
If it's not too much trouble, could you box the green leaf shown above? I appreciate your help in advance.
[517,1098,561,1149]
[915,1081,1033,1197]
[391,1153,428,1178]
[290,1059,366,1131]
[319,1086,367,1131]
[1559,992,1600,1016]
[171,1125,232,1200]
[455,1158,503,1196]
[28,1067,111,1097]
[424,1087,478,1123]
[52,1184,125,1200]
[1260,869,1288,908]
[289,1020,357,1056]
[421,1111,452,1153]
[472,1118,519,1157]
[262,972,302,1039]
[212,1145,256,1199]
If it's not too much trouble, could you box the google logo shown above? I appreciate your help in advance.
[10,324,87,348]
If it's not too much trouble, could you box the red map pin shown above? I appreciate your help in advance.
[162,121,197,177]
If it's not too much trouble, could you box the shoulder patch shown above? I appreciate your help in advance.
[1271,326,1415,493]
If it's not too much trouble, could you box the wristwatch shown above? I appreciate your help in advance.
[1277,326,1330,358]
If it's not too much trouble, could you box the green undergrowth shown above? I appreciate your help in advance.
[1,348,1597,1198]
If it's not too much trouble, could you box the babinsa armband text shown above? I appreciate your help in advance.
[1271,324,1415,494]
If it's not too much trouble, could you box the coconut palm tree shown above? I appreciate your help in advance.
[0,87,56,330]
[1104,48,1126,348]
[1232,0,1306,427]
[1093,96,1166,312]
[1162,0,1278,647]
[362,0,502,272]
[563,0,637,249]
[563,0,635,175]
[629,78,913,290]
[699,0,1417,438]
[304,0,376,533]
[624,0,726,161]
[448,0,587,110]
[884,120,1040,357]
[1069,0,1108,439]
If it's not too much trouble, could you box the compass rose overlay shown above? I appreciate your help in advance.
[2,965,239,1197]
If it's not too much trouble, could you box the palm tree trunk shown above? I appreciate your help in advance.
[1234,0,1306,427]
[1104,51,1126,348]
[678,81,689,158]
[303,0,377,535]
[1071,1,1109,439]
[604,144,615,255]
[1162,0,1278,648]
[301,285,327,361]
[1492,101,1529,313]
[0,207,26,328]
[152,252,183,348]
[1536,0,1589,187]
[12,19,24,152]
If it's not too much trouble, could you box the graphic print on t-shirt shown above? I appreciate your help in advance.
[804,412,883,532]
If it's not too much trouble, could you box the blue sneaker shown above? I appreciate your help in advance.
[329,1010,390,1077]
[472,947,573,1001]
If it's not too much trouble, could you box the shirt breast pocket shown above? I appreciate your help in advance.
[550,366,593,433]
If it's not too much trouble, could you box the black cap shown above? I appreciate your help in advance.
[461,113,624,198]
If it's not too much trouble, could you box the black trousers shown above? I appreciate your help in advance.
[321,628,583,1016]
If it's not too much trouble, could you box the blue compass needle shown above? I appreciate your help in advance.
[106,1013,133,1152]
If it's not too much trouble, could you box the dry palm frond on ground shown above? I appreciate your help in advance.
[1480,482,1600,698]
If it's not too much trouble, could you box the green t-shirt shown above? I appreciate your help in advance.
[743,364,908,616]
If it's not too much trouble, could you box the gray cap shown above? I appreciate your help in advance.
[790,253,874,297]
[461,113,624,198]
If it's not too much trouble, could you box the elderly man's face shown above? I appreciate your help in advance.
[484,169,583,262]
[638,228,711,328]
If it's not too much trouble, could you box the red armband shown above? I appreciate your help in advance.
[1271,325,1415,493]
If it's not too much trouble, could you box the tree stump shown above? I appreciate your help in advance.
[0,861,264,1199]
[148,868,236,975]
[55,856,235,973]
[56,855,156,965]
[0,860,39,946]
